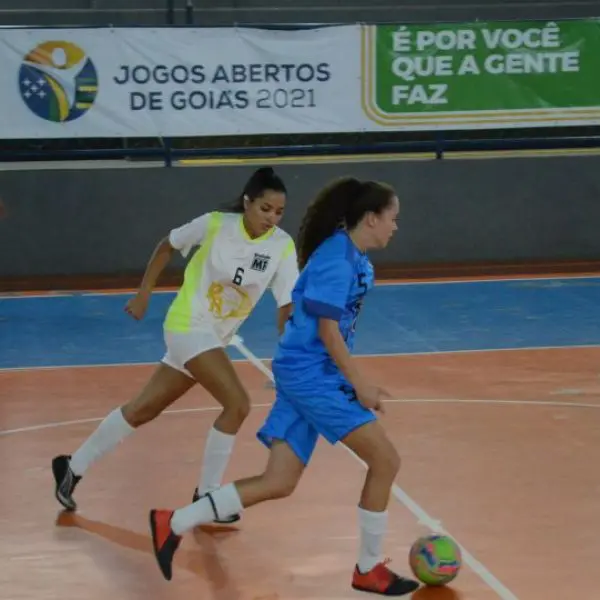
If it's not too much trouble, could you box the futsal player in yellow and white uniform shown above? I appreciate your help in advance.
[51,167,299,523]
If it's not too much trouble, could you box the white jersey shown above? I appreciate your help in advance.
[164,211,298,342]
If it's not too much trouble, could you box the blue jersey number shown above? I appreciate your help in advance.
[358,273,368,293]
[349,272,368,334]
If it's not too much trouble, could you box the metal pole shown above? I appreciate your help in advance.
[185,0,194,25]
[166,0,175,25]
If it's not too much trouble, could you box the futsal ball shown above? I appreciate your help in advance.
[409,534,462,586]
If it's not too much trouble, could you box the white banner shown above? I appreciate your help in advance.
[0,26,362,139]
[2,23,598,139]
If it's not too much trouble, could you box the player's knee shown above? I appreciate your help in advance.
[237,399,251,422]
[225,404,250,429]
[262,473,298,500]
[388,447,402,477]
[222,397,251,427]
[371,444,401,482]
[121,399,161,427]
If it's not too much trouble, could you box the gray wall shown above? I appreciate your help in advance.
[1,154,600,284]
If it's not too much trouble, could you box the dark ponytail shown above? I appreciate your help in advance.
[297,177,395,268]
[225,166,287,213]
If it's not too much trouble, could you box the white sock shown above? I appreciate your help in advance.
[357,507,388,573]
[197,427,236,494]
[70,408,135,476]
[171,483,244,535]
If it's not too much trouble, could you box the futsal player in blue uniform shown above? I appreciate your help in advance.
[149,177,420,596]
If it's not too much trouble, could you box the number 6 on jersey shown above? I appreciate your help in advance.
[233,267,245,286]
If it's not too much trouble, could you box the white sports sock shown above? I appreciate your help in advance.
[357,507,389,573]
[171,483,244,535]
[197,427,236,494]
[69,408,135,476]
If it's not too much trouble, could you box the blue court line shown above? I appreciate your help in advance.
[1,277,600,370]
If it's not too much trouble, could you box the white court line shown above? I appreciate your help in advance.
[7,393,598,598]
[1,279,595,598]
[1,343,599,373]
[1,272,600,299]
[1,397,599,437]
[232,334,518,600]
[0,396,536,597]
[336,441,520,600]
[0,404,266,436]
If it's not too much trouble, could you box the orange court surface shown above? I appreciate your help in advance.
[2,274,600,600]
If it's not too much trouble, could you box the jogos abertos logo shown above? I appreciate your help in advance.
[19,41,98,123]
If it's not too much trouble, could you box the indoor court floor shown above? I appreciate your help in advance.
[2,274,600,600]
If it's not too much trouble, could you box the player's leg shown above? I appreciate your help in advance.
[342,421,419,596]
[52,363,195,511]
[181,346,254,522]
[295,385,419,596]
[341,420,419,594]
[149,392,317,581]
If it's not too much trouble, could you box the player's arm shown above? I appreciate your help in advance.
[125,213,212,320]
[304,254,384,411]
[318,318,363,388]
[136,237,175,298]
[303,255,362,384]
[318,318,385,412]
[270,238,299,336]
[138,213,210,294]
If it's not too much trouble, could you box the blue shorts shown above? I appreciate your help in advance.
[256,381,376,466]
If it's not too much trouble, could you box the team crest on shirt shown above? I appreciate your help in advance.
[207,282,253,320]
[250,253,271,272]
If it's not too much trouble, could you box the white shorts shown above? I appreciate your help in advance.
[161,326,225,378]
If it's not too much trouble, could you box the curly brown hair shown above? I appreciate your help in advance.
[296,177,395,268]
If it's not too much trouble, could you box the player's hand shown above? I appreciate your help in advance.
[355,381,391,414]
[124,290,150,320]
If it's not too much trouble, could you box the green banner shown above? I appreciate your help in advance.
[362,19,600,128]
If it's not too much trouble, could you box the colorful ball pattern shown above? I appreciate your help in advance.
[409,534,462,586]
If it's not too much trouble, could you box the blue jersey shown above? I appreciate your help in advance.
[272,230,374,385]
